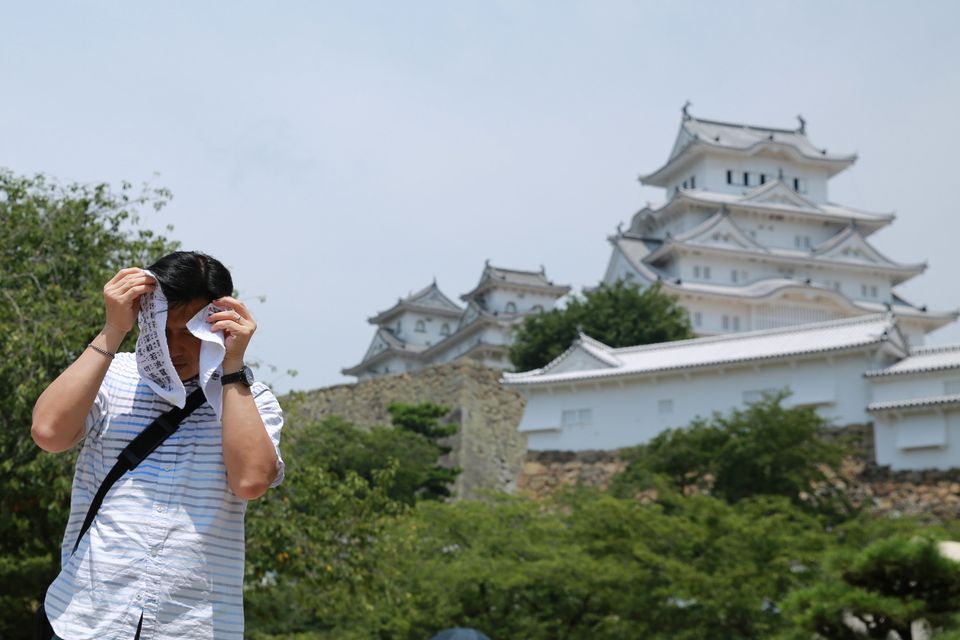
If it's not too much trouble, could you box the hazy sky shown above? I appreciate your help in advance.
[3,1,959,393]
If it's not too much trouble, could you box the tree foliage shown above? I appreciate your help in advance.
[613,393,848,513]
[0,170,176,639]
[782,536,960,639]
[508,280,694,371]
[386,401,460,501]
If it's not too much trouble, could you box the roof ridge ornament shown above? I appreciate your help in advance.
[681,100,692,121]
[797,114,806,134]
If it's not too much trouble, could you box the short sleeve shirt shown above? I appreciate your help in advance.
[45,353,284,640]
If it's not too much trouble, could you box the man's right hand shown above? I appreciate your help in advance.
[103,268,157,334]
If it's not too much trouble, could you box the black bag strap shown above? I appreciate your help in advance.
[71,388,207,554]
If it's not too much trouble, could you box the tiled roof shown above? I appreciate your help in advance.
[866,344,960,378]
[503,314,901,386]
[867,394,960,412]
[461,263,570,301]
[642,113,856,186]
[674,115,855,163]
[369,282,463,323]
[643,188,895,229]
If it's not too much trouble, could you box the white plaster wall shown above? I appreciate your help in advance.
[870,373,960,403]
[697,155,830,203]
[390,310,457,348]
[731,214,843,251]
[874,410,960,470]
[518,352,874,451]
[482,288,562,316]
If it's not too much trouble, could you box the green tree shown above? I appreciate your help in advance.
[286,412,456,506]
[245,416,407,639]
[386,401,460,501]
[613,393,847,512]
[509,280,693,371]
[782,536,960,639]
[0,170,176,638]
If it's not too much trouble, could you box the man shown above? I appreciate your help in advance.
[32,251,284,640]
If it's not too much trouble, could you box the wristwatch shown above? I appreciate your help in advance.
[221,365,255,387]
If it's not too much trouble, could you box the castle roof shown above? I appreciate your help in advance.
[642,217,926,283]
[341,327,426,377]
[642,110,857,187]
[609,234,953,329]
[503,314,904,387]
[867,394,960,413]
[460,262,570,301]
[866,344,960,378]
[633,180,895,234]
[368,281,463,324]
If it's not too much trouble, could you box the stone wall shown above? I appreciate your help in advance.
[518,449,960,521]
[288,361,527,499]
[292,366,960,520]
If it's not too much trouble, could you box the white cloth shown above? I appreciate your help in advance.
[136,270,227,419]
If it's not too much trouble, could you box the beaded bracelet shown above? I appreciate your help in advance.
[88,343,116,360]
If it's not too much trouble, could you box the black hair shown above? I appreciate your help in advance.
[146,251,233,307]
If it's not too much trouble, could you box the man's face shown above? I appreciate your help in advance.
[165,299,209,381]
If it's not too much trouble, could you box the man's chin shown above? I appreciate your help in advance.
[173,365,199,381]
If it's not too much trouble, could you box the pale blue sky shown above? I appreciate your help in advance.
[3,1,959,392]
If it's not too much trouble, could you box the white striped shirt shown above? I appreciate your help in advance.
[45,353,284,640]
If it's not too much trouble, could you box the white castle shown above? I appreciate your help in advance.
[343,263,570,379]
[601,105,954,344]
[505,108,960,471]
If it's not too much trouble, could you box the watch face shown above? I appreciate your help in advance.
[242,366,255,386]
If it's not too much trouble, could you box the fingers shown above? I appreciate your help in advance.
[116,275,156,295]
[207,309,254,325]
[120,284,156,303]
[209,320,248,334]
[213,296,253,320]
[106,267,143,286]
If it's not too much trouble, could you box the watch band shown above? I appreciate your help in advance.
[221,365,253,386]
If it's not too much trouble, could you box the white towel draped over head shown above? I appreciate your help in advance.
[136,269,227,419]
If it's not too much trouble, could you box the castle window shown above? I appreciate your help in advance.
[693,265,701,278]
[870,285,878,298]
[505,301,517,314]
[793,178,800,191]
[732,316,741,331]
[440,323,451,336]
[743,172,750,187]
[682,180,688,189]
[759,173,767,185]
[703,266,711,280]
[415,319,426,333]
[694,311,702,327]
[722,315,730,330]
[731,270,739,283]
[561,408,592,427]
[690,175,696,189]
[861,284,868,297]
[726,170,733,185]
[395,320,402,335]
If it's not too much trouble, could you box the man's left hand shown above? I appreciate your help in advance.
[208,297,257,371]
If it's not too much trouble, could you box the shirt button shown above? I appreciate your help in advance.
[155,505,165,514]
[136,593,142,601]
[164,465,172,472]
